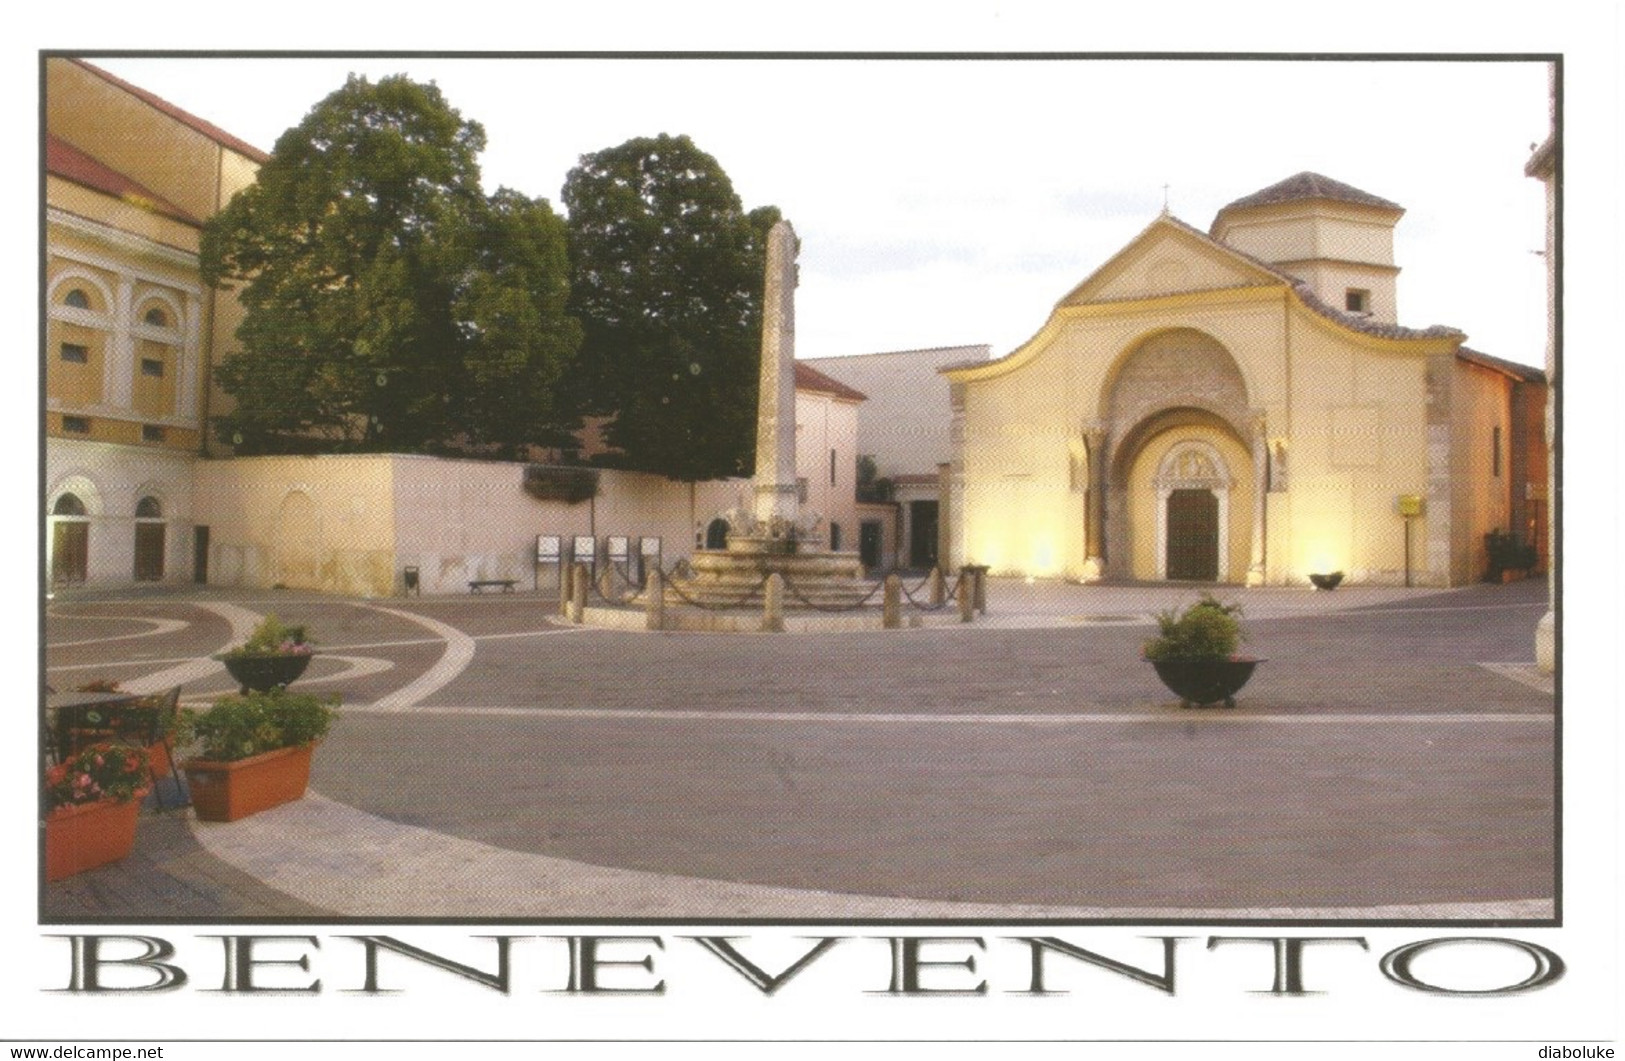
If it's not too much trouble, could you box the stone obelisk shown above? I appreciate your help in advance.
[750,219,800,541]
[675,216,867,608]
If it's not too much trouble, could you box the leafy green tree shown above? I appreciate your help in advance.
[562,133,779,480]
[201,74,579,457]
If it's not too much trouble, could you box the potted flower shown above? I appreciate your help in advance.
[1142,594,1265,708]
[43,741,150,881]
[178,688,338,822]
[215,614,316,693]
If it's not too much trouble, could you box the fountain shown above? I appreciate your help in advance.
[667,219,872,609]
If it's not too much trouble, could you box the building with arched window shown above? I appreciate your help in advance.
[45,58,267,587]
[945,173,1547,587]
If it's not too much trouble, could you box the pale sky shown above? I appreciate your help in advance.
[89,54,1553,366]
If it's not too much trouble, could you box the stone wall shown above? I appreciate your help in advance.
[194,453,749,597]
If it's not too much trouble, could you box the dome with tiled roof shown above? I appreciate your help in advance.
[1218,171,1402,213]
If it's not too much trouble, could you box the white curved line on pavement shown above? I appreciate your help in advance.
[116,601,267,695]
[45,615,192,648]
[187,792,1553,922]
[359,605,476,711]
[291,654,395,687]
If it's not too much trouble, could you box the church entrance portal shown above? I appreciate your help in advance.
[1146,437,1235,583]
[1165,488,1219,581]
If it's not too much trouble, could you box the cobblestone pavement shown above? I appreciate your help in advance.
[40,576,1554,922]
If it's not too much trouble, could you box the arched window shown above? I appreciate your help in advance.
[133,301,178,416]
[133,495,165,581]
[50,493,89,583]
[51,282,108,404]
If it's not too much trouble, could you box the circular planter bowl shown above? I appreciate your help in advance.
[1150,658,1265,708]
[1309,571,1345,591]
[216,653,313,693]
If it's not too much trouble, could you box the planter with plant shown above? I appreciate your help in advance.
[1142,594,1264,708]
[214,614,317,693]
[179,688,338,822]
[43,741,151,881]
[1484,530,1538,583]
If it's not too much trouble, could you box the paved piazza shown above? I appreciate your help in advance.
[41,577,1554,922]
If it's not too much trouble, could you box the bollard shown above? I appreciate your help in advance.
[974,567,988,615]
[958,571,974,623]
[645,566,665,631]
[569,562,588,624]
[559,561,572,618]
[883,574,901,629]
[762,573,785,633]
[929,567,945,607]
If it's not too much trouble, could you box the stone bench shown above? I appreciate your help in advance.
[468,579,517,593]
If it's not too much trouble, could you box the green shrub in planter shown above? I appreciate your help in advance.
[180,688,338,762]
[1143,594,1246,662]
[218,614,315,659]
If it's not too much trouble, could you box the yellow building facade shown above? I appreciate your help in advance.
[945,173,1546,587]
[45,58,266,586]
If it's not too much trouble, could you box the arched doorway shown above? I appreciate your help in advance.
[133,496,165,581]
[1155,441,1232,582]
[1100,329,1255,583]
[705,517,730,551]
[1165,489,1219,581]
[50,493,89,584]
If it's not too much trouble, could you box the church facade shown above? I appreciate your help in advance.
[944,173,1547,587]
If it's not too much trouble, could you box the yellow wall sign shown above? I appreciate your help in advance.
[1396,494,1426,517]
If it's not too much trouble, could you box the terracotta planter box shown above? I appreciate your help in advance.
[146,741,173,778]
[183,744,316,822]
[45,795,144,881]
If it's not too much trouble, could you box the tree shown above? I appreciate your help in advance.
[201,74,580,457]
[562,133,779,480]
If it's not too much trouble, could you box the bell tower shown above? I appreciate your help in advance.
[1210,172,1404,324]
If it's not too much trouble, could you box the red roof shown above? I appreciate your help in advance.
[71,59,271,165]
[1456,347,1546,384]
[793,361,867,402]
[46,134,202,226]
